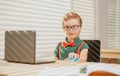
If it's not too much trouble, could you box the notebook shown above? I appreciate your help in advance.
[37,63,120,76]
[4,31,55,64]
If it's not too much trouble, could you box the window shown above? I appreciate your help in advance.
[108,0,120,49]
[72,0,96,39]
[0,0,96,58]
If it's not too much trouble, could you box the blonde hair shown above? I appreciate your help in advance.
[62,12,82,28]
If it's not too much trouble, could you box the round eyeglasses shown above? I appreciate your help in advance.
[63,25,80,31]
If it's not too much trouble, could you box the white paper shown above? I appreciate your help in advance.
[37,66,86,76]
[37,63,120,76]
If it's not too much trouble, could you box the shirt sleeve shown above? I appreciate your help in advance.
[54,42,61,57]
[81,42,89,51]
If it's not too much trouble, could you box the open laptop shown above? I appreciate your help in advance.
[4,31,55,64]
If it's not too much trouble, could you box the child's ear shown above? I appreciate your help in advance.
[80,25,82,29]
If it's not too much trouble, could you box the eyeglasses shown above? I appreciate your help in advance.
[63,25,80,31]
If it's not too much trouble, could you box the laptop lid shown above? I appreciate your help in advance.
[5,31,55,64]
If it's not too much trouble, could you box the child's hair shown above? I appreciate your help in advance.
[62,12,82,28]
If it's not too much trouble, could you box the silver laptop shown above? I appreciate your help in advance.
[4,31,55,64]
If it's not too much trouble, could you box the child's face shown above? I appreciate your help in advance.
[63,18,81,41]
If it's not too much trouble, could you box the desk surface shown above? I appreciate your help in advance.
[0,59,120,76]
[0,60,89,76]
[101,49,120,53]
[101,49,120,59]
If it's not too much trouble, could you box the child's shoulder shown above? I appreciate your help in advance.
[56,42,62,47]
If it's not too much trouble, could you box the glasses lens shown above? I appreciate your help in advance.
[64,26,70,31]
[72,25,79,30]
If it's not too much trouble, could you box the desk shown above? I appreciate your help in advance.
[101,49,120,63]
[0,59,120,76]
[0,59,90,76]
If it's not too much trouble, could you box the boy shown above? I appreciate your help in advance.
[54,12,89,62]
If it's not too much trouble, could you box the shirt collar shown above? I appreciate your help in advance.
[65,37,81,44]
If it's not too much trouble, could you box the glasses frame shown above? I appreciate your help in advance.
[63,25,80,31]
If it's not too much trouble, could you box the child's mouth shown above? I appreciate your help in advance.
[68,33,75,35]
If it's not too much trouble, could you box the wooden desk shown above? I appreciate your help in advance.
[0,59,90,76]
[101,49,120,63]
[0,59,120,76]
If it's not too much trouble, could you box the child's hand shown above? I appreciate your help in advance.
[68,52,79,58]
[65,52,79,62]
[67,57,79,62]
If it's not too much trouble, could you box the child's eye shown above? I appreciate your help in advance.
[72,25,76,28]
[72,25,79,29]
[66,26,70,29]
[64,26,70,30]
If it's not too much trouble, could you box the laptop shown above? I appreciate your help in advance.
[4,31,55,64]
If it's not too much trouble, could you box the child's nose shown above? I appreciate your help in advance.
[69,27,74,31]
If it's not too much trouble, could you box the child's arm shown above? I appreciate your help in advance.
[54,56,59,61]
[79,48,88,62]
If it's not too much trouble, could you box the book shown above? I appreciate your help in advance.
[85,63,120,76]
[37,63,120,76]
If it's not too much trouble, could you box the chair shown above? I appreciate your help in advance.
[84,40,101,62]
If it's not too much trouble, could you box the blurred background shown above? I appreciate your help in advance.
[0,0,120,63]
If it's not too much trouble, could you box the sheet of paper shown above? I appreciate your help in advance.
[37,63,120,76]
[37,66,86,76]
